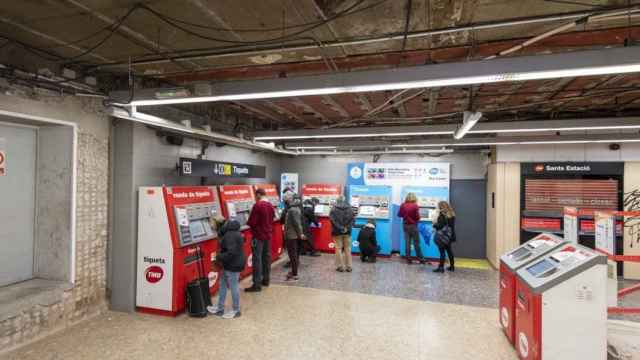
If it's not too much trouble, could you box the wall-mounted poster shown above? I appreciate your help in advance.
[280,173,299,198]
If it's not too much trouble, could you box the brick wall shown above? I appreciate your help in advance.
[0,90,110,352]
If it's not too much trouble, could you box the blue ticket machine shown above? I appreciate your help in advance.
[349,185,392,256]
[399,186,449,259]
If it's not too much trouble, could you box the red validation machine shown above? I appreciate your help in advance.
[253,184,284,262]
[136,186,223,316]
[301,184,342,253]
[514,243,607,360]
[499,233,566,345]
[218,185,256,279]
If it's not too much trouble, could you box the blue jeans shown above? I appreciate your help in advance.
[217,270,240,312]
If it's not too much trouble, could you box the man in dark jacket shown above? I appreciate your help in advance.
[301,198,320,257]
[284,195,304,281]
[208,219,245,319]
[357,219,378,263]
[330,196,355,272]
[246,188,275,292]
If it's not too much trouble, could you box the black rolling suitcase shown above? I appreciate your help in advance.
[185,248,211,317]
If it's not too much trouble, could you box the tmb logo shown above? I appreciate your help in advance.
[534,164,545,172]
[145,266,164,283]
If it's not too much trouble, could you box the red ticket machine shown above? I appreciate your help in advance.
[136,186,223,316]
[254,183,284,262]
[499,233,566,345]
[301,184,342,253]
[514,244,607,360]
[218,185,256,279]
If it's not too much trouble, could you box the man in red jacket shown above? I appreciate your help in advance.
[397,192,426,265]
[246,188,275,292]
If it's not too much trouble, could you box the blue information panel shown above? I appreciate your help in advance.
[398,186,449,259]
[349,185,392,255]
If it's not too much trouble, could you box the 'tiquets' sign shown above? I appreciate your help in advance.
[179,157,266,178]
[0,150,5,176]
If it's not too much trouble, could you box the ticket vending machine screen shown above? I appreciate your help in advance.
[509,246,533,262]
[174,203,218,247]
[416,196,443,221]
[352,195,390,219]
[526,258,556,277]
[227,200,253,227]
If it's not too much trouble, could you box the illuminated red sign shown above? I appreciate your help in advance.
[521,218,561,231]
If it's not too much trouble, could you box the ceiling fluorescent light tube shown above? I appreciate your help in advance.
[254,130,453,141]
[125,63,640,107]
[454,111,482,140]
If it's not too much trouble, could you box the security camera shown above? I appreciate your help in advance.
[609,143,621,151]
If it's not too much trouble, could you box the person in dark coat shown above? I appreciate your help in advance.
[301,198,320,256]
[284,195,304,281]
[330,196,355,272]
[208,219,245,319]
[357,219,378,263]
[433,201,456,273]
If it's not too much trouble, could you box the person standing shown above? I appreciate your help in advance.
[398,193,426,265]
[433,201,456,273]
[301,198,321,257]
[330,196,355,272]
[284,195,304,281]
[357,219,378,263]
[208,219,245,319]
[245,188,275,292]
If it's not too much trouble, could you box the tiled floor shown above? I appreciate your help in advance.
[270,253,499,308]
[1,285,517,360]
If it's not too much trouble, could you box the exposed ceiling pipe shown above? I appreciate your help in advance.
[95,6,640,69]
[484,7,640,60]
[108,107,297,155]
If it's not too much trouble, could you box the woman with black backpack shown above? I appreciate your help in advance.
[433,201,456,273]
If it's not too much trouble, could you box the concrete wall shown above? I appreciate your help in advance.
[110,122,282,312]
[0,92,109,351]
[496,142,640,162]
[34,126,74,281]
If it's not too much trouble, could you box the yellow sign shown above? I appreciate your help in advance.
[223,164,232,176]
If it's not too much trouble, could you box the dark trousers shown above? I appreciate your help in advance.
[285,237,299,276]
[252,238,271,287]
[437,243,455,268]
[360,247,377,262]
[403,224,423,260]
[300,233,316,254]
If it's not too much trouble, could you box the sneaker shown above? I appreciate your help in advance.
[336,267,345,272]
[433,267,445,273]
[244,286,262,293]
[447,266,455,272]
[222,311,241,319]
[285,274,299,281]
[345,267,352,272]
[419,259,427,265]
[207,306,224,317]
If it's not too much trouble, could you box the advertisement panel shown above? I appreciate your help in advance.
[563,207,578,245]
[280,173,299,198]
[595,211,615,255]
[347,162,450,252]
